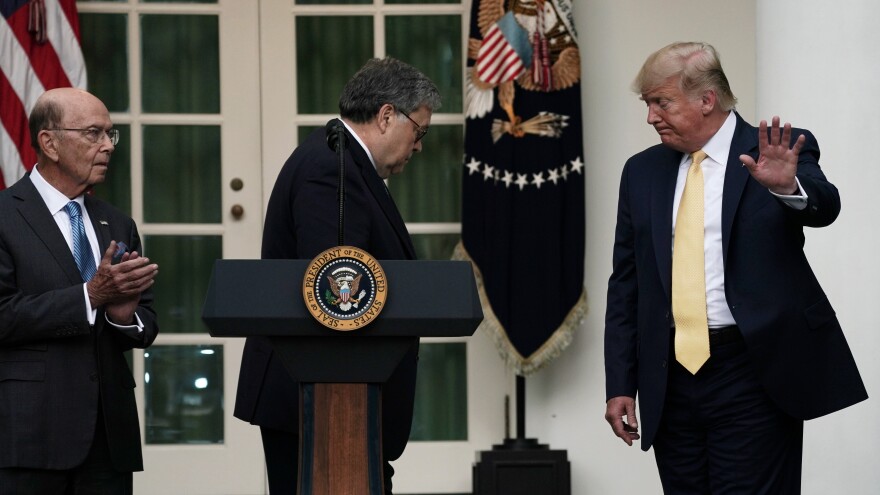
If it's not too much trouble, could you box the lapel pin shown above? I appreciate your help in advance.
[99,220,109,225]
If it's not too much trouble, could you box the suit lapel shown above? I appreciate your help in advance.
[721,114,758,261]
[11,177,83,285]
[652,147,683,301]
[84,195,113,257]
[348,134,417,259]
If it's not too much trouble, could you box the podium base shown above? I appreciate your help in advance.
[472,439,570,495]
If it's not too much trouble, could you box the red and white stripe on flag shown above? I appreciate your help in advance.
[476,23,526,85]
[1,0,86,190]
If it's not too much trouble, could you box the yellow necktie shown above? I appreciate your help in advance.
[673,150,710,374]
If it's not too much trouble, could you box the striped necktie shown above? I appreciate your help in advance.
[65,201,97,282]
[672,150,710,374]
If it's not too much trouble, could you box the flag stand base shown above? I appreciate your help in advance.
[472,440,570,495]
[472,376,570,495]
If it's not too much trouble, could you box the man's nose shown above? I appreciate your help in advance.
[647,106,660,125]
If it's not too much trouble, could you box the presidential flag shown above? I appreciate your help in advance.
[1,0,87,190]
[455,0,585,375]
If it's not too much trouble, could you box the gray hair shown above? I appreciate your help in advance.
[632,42,737,111]
[339,57,441,123]
[29,96,65,154]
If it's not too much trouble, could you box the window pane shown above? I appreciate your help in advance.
[80,14,129,112]
[410,342,467,441]
[143,125,221,223]
[297,125,321,145]
[142,0,216,3]
[411,233,460,260]
[386,15,462,112]
[296,16,373,114]
[145,235,221,334]
[387,0,459,6]
[296,0,370,4]
[141,15,219,113]
[144,345,224,444]
[388,124,462,222]
[92,124,131,214]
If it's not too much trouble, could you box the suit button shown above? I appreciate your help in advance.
[89,372,98,382]
[662,360,667,368]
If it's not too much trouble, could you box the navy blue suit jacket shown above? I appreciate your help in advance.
[0,176,157,471]
[604,113,867,450]
[234,123,419,461]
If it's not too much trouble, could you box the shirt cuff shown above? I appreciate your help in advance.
[770,176,808,210]
[105,311,145,339]
[82,283,97,325]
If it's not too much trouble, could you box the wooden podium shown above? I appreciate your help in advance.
[203,259,482,495]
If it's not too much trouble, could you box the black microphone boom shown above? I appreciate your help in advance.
[326,119,346,246]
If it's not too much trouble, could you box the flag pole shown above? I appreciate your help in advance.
[505,374,540,448]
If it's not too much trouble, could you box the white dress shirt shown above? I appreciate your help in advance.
[30,166,143,332]
[671,111,808,328]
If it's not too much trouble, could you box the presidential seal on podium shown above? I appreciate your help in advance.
[302,246,387,331]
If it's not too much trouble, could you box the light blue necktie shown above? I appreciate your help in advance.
[64,201,97,282]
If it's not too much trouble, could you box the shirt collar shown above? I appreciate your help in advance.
[341,119,377,171]
[699,110,737,166]
[30,166,84,215]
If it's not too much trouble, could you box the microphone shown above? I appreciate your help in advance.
[326,119,347,151]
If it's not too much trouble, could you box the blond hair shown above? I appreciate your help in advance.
[633,42,737,111]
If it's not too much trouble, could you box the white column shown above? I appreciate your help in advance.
[757,1,880,494]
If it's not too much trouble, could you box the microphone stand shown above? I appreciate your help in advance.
[326,119,347,246]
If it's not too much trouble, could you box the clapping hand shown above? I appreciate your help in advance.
[87,241,159,324]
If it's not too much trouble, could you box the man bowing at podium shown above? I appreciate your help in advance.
[234,57,441,494]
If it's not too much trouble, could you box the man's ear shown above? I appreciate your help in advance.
[38,130,60,162]
[701,89,718,115]
[377,103,396,133]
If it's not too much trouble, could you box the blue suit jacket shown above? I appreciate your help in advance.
[0,176,157,471]
[604,113,867,450]
[234,123,419,462]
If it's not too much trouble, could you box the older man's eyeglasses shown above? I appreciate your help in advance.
[399,110,428,142]
[47,127,120,146]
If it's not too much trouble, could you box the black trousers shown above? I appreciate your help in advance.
[0,408,132,495]
[260,426,395,495]
[653,332,803,494]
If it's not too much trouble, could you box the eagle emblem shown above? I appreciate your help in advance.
[325,267,367,312]
[468,0,580,142]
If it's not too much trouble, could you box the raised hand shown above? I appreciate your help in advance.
[739,116,805,195]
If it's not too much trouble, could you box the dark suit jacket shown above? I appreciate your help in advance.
[0,176,158,471]
[605,113,867,450]
[234,123,419,461]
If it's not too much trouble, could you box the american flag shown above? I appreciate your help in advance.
[1,0,86,190]
[475,12,530,85]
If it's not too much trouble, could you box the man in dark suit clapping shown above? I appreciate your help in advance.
[0,88,159,493]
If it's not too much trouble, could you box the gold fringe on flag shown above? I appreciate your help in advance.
[453,241,587,376]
